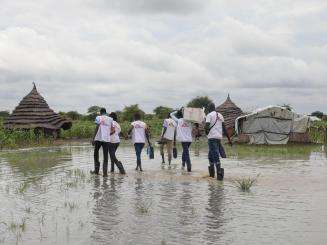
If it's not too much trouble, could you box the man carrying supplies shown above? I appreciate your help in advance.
[205,103,232,180]
[91,108,114,177]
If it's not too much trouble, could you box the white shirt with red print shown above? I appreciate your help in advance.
[131,120,147,143]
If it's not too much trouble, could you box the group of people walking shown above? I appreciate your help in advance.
[91,102,232,180]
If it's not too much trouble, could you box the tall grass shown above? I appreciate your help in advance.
[234,175,259,192]
[309,120,327,144]
[0,128,53,149]
[61,120,95,139]
[61,117,163,140]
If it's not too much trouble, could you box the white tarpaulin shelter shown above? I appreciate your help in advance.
[235,106,311,145]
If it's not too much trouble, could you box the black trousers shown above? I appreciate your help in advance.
[94,141,109,174]
[109,143,120,172]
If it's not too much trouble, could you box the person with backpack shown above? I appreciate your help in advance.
[128,112,151,171]
[160,113,177,165]
[91,108,114,177]
[205,103,232,180]
[170,109,193,172]
[108,112,126,174]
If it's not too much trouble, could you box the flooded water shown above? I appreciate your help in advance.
[0,142,326,245]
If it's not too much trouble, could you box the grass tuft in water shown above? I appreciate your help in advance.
[136,200,153,215]
[6,217,27,233]
[64,201,79,212]
[16,181,29,194]
[24,206,31,214]
[234,175,259,192]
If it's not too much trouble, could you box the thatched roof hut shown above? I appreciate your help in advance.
[4,84,72,136]
[216,94,243,131]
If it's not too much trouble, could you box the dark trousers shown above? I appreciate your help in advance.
[181,142,192,171]
[134,143,145,167]
[94,141,109,175]
[109,143,120,172]
[208,138,221,166]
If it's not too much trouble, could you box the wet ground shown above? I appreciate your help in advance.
[0,142,326,245]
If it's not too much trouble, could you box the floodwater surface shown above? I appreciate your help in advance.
[0,143,326,245]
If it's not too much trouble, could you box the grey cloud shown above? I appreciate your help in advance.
[0,0,327,114]
[95,0,208,15]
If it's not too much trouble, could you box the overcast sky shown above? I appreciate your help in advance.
[0,0,326,114]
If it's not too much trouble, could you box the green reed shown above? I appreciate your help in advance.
[234,175,259,192]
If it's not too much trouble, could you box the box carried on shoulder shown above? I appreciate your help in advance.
[183,107,205,123]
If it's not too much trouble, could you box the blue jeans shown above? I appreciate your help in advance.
[134,143,145,166]
[181,142,192,170]
[208,138,220,166]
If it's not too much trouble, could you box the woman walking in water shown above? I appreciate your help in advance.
[108,112,126,174]
[128,112,150,171]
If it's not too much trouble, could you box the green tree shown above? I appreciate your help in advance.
[0,110,10,118]
[121,104,145,122]
[66,111,83,121]
[87,106,102,121]
[311,111,324,119]
[153,106,173,119]
[113,110,123,121]
[187,96,213,114]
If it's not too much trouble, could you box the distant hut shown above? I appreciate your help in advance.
[216,94,244,138]
[4,84,72,138]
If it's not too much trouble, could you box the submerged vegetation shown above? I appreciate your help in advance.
[234,175,259,192]
[135,200,153,215]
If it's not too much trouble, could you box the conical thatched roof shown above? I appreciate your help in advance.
[4,84,72,131]
[216,94,243,129]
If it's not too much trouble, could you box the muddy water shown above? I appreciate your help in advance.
[0,143,326,245]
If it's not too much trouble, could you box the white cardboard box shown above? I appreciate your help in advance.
[183,107,205,123]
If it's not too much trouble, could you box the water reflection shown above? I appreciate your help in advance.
[0,144,326,245]
[177,182,196,243]
[91,176,125,243]
[0,148,72,177]
[205,183,225,244]
[193,140,200,157]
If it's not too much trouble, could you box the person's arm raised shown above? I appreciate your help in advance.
[170,111,178,123]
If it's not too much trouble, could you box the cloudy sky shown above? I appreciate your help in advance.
[0,0,326,114]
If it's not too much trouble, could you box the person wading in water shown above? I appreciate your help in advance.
[205,103,232,180]
[91,108,114,177]
[128,112,150,171]
[160,113,177,165]
[108,112,126,174]
[171,109,193,172]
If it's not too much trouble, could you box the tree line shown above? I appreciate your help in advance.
[0,96,326,122]
[58,96,216,122]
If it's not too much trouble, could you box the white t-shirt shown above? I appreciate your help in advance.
[206,111,224,139]
[94,115,113,142]
[110,121,121,144]
[162,118,176,141]
[131,120,147,143]
[176,118,192,142]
